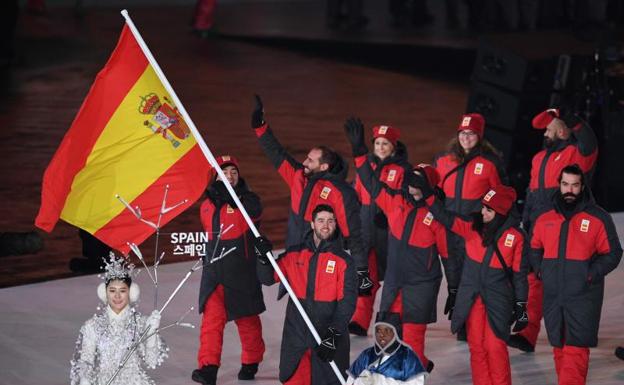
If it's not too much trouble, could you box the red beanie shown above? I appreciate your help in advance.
[457,113,485,139]
[372,125,400,146]
[216,155,240,172]
[532,108,560,129]
[414,163,440,187]
[481,185,517,216]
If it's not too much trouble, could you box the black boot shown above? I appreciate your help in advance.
[238,363,259,380]
[426,360,435,373]
[507,334,535,353]
[192,365,218,385]
[348,321,368,336]
[615,346,624,361]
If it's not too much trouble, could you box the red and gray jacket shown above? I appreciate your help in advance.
[522,121,598,231]
[258,232,357,384]
[353,142,412,280]
[433,149,508,216]
[356,155,458,324]
[425,195,529,341]
[198,178,265,320]
[255,123,366,269]
[530,189,621,347]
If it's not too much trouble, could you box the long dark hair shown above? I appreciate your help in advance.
[447,136,502,164]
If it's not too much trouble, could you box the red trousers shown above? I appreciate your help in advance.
[284,349,312,385]
[388,290,429,367]
[192,0,217,30]
[553,345,589,385]
[517,272,543,346]
[466,296,511,385]
[197,284,265,367]
[350,248,381,332]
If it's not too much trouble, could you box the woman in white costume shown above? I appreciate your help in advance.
[70,255,168,385]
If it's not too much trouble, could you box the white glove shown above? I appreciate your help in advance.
[147,310,161,332]
[79,379,90,385]
[354,370,373,385]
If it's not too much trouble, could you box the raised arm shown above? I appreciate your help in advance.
[252,95,303,186]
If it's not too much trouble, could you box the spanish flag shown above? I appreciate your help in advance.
[35,22,210,253]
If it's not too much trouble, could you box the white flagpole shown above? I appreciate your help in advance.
[120,10,346,384]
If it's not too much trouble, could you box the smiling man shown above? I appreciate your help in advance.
[346,312,427,385]
[256,205,357,385]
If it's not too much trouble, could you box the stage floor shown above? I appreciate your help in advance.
[1,214,623,385]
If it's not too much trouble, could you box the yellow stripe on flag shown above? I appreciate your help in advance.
[60,64,197,232]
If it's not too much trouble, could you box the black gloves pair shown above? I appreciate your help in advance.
[356,268,373,296]
[343,117,368,157]
[316,327,341,362]
[443,287,457,320]
[512,301,529,332]
[254,236,273,265]
[252,94,265,128]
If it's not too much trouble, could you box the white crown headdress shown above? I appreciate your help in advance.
[99,252,136,282]
[97,252,140,303]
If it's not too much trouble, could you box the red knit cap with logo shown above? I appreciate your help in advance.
[457,113,485,139]
[532,108,560,129]
[414,163,440,187]
[372,125,401,146]
[216,155,240,172]
[481,185,517,216]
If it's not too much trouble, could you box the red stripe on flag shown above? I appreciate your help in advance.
[36,25,148,231]
[94,145,209,254]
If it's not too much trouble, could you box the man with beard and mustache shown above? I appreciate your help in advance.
[510,108,598,353]
[346,312,427,385]
[419,181,529,385]
[251,95,371,298]
[529,165,622,385]
[256,204,357,385]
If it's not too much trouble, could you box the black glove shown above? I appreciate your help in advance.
[251,94,265,128]
[559,105,580,129]
[211,181,237,207]
[254,236,273,265]
[512,301,528,332]
[357,267,374,296]
[443,287,457,320]
[343,117,368,157]
[316,327,341,362]
[406,172,433,199]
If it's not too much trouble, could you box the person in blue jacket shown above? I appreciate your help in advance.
[347,312,427,385]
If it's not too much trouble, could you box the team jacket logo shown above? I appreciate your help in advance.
[461,116,472,127]
[139,93,190,148]
[423,211,434,226]
[378,125,389,134]
[326,260,336,273]
[474,162,484,175]
[387,169,397,182]
[483,189,496,202]
[580,219,590,232]
[320,186,332,199]
[226,205,234,214]
[504,233,515,247]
